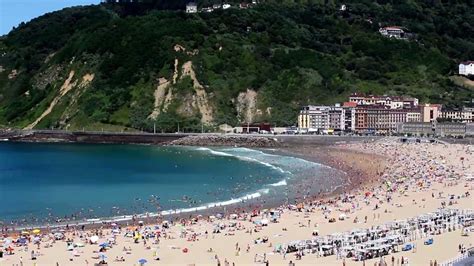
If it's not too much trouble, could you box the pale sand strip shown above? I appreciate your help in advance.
[1,138,473,265]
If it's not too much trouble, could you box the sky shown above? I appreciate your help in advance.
[0,0,99,35]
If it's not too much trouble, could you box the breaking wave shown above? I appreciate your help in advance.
[195,147,289,174]
[269,179,287,187]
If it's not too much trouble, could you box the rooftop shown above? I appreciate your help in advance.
[342,102,357,107]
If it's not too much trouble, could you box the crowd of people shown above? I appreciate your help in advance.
[1,138,473,265]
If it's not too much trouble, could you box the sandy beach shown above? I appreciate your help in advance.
[1,137,473,265]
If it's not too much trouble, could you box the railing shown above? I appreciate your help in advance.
[441,248,473,266]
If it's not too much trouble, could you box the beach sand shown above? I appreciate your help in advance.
[1,137,473,265]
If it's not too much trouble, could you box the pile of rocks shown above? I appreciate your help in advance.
[168,134,280,147]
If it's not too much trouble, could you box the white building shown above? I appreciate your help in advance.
[406,111,421,122]
[459,61,474,76]
[298,104,355,133]
[348,93,418,109]
[441,107,474,123]
[298,106,330,132]
[379,26,405,39]
[186,2,197,13]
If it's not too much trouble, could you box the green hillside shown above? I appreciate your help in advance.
[0,0,473,131]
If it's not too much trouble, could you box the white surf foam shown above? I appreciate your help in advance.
[196,147,290,174]
[159,188,269,215]
[269,179,287,187]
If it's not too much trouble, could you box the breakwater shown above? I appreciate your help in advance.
[0,129,187,144]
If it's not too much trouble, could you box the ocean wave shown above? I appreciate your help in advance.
[160,188,270,215]
[197,147,235,157]
[269,179,287,187]
[21,189,271,230]
[219,146,330,171]
[195,147,290,174]
[221,147,277,156]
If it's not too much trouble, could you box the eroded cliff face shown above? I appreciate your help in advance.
[148,45,271,126]
[236,89,258,123]
[234,89,271,124]
[6,41,267,130]
[149,45,214,124]
[149,77,171,119]
[180,61,213,124]
[24,71,95,129]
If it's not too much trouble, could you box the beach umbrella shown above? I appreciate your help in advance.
[90,235,99,244]
[32,229,41,234]
[139,258,148,264]
[54,232,64,240]
[75,242,85,247]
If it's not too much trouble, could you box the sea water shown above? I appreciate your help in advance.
[0,142,344,225]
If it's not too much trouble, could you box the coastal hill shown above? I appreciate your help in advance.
[0,0,473,132]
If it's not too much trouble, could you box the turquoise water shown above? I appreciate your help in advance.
[0,142,343,225]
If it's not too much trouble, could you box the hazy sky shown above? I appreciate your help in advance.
[0,0,99,35]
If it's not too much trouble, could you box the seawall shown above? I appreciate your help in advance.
[0,130,188,144]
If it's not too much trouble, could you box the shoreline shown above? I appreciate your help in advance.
[278,143,388,203]
[2,141,382,233]
[2,138,472,266]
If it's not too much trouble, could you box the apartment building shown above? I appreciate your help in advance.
[298,106,330,132]
[354,105,416,133]
[348,93,418,109]
[297,94,456,134]
[298,105,355,133]
[441,107,474,123]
